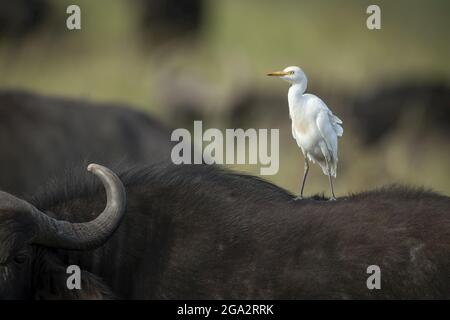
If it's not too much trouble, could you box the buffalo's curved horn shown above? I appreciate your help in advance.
[31,164,126,250]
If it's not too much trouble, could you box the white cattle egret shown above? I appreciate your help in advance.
[267,66,343,200]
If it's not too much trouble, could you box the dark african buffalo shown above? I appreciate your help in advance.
[0,0,49,40]
[137,0,204,44]
[1,162,449,299]
[352,82,450,145]
[0,90,174,197]
[0,163,125,299]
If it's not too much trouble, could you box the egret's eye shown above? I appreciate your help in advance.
[289,71,295,75]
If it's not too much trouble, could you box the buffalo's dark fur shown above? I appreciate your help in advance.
[7,164,447,299]
[0,90,175,197]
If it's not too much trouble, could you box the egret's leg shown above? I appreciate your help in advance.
[327,173,336,201]
[324,158,336,201]
[295,160,309,200]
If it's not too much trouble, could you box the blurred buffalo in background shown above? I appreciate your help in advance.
[0,90,175,197]
[0,0,204,44]
[136,0,204,45]
[352,82,450,146]
[0,0,49,39]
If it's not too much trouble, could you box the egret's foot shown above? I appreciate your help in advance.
[294,196,303,201]
[329,196,337,201]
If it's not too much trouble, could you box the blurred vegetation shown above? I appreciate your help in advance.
[0,0,449,195]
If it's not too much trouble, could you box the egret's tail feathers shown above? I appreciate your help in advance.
[334,123,344,137]
[333,115,343,124]
[332,115,344,137]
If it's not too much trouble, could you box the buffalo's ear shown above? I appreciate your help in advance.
[72,270,117,300]
[33,254,117,300]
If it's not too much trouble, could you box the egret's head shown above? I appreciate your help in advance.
[267,66,307,86]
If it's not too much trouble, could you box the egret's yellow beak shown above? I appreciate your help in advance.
[267,71,289,77]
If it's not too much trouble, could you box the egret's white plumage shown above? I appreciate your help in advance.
[268,66,343,200]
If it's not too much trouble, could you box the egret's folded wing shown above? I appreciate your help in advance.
[316,110,339,162]
[310,96,343,138]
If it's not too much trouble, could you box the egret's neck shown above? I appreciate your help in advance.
[290,82,306,95]
[287,83,306,116]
